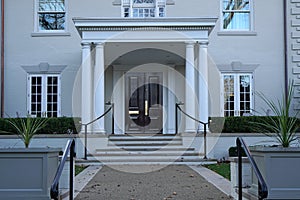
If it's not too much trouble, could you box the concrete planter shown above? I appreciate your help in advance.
[229,157,251,188]
[249,146,300,199]
[0,148,61,200]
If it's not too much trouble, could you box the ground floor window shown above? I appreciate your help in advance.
[222,73,253,116]
[28,74,60,117]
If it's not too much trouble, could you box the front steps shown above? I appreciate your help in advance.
[78,134,216,165]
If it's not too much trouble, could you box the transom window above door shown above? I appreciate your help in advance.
[122,0,166,18]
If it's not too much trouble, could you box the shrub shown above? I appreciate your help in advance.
[228,146,247,157]
[210,116,300,133]
[0,117,80,135]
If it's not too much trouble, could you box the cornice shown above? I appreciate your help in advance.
[73,17,217,35]
[77,25,213,32]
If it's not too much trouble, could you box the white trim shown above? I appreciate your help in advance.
[73,17,218,27]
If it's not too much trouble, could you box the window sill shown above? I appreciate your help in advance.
[217,31,257,36]
[31,32,71,37]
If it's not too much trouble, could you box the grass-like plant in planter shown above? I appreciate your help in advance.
[248,81,300,199]
[0,116,61,199]
[5,116,48,148]
[252,81,299,147]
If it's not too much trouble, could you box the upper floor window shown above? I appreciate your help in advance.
[38,0,66,31]
[122,0,165,18]
[222,0,251,31]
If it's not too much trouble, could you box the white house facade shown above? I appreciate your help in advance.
[0,0,293,134]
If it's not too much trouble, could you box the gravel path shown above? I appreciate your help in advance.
[75,165,233,200]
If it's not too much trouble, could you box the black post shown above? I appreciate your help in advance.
[237,138,242,200]
[175,103,178,134]
[203,123,207,159]
[84,124,87,160]
[258,183,263,200]
[69,140,75,200]
[112,103,114,135]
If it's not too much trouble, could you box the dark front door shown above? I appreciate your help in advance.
[125,72,163,134]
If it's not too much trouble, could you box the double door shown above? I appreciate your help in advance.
[222,74,253,116]
[125,72,163,134]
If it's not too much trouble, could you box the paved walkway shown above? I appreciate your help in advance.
[73,164,235,200]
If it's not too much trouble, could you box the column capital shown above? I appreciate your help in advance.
[185,41,196,47]
[198,41,209,47]
[94,42,105,48]
[81,42,91,49]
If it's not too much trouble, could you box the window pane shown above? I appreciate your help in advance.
[223,75,235,116]
[39,0,65,12]
[239,75,251,115]
[133,8,138,17]
[133,0,154,3]
[223,12,249,30]
[30,76,42,117]
[46,76,59,116]
[223,0,249,11]
[159,7,165,17]
[124,7,130,17]
[39,13,65,30]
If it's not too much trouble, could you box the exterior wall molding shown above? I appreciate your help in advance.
[217,61,259,73]
[21,62,67,74]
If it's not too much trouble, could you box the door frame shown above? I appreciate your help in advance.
[111,64,177,134]
[221,73,253,116]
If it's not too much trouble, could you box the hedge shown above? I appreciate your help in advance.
[0,116,299,134]
[228,146,247,157]
[0,117,81,135]
[210,116,300,133]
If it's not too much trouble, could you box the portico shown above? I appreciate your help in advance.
[73,17,217,134]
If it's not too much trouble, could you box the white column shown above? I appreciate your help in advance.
[185,42,196,132]
[168,66,176,134]
[94,42,106,133]
[198,42,209,131]
[81,42,93,131]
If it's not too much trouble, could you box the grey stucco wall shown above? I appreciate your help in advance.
[3,0,286,117]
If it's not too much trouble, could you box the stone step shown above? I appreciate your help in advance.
[84,155,210,163]
[89,151,203,157]
[108,135,182,141]
[108,135,182,146]
[108,140,183,146]
[76,159,217,166]
[95,147,195,152]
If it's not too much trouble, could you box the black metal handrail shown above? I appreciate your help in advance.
[81,102,114,159]
[175,102,209,159]
[50,139,76,200]
[236,137,268,200]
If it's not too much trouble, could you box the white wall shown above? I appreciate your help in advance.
[3,0,286,118]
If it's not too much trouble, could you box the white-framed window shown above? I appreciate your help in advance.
[122,0,165,18]
[36,0,66,31]
[221,73,253,116]
[221,0,251,31]
[28,74,61,117]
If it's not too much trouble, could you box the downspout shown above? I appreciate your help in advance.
[283,0,288,101]
[1,0,4,118]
